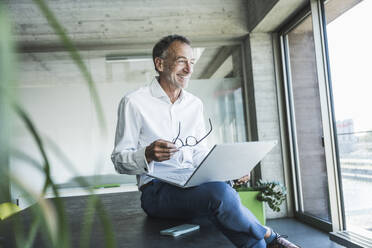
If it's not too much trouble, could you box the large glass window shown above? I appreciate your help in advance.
[325,0,372,237]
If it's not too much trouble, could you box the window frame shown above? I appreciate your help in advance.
[276,0,344,232]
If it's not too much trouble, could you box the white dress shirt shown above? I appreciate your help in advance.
[111,77,209,188]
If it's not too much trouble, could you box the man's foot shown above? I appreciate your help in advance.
[267,234,301,248]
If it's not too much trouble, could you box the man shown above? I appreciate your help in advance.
[111,34,300,248]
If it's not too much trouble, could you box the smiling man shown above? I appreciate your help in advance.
[111,35,300,248]
[156,39,194,95]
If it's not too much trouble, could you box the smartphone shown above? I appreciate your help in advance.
[160,224,200,237]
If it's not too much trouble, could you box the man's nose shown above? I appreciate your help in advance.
[184,61,193,74]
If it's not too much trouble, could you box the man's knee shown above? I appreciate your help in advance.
[203,182,239,208]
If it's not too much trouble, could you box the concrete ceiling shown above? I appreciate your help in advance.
[5,0,250,53]
[258,0,361,34]
[4,0,313,81]
[251,0,308,32]
[4,0,317,50]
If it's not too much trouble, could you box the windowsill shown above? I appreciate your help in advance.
[330,230,372,248]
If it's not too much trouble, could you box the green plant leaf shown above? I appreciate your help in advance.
[2,0,115,247]
[251,180,287,212]
[12,105,71,248]
[0,0,15,204]
[96,200,117,248]
[23,214,41,248]
[13,104,53,195]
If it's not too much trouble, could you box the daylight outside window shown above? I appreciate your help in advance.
[325,0,372,238]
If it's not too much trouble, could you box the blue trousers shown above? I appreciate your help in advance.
[140,180,268,248]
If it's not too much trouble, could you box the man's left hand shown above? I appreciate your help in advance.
[235,174,250,186]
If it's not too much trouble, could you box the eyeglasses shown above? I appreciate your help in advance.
[172,118,213,149]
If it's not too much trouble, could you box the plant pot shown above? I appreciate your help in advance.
[237,191,265,225]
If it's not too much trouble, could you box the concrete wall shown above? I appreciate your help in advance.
[288,29,331,220]
[246,33,287,218]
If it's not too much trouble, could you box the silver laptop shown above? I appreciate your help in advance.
[147,141,277,188]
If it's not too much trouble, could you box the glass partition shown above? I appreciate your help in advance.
[188,77,246,146]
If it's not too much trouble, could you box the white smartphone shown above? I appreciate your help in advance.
[160,224,200,237]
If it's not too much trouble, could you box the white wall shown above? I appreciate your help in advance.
[10,51,154,202]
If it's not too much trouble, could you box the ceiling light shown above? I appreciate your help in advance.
[105,55,152,63]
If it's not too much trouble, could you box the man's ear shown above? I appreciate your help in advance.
[154,57,164,72]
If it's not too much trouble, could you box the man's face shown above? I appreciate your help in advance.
[158,41,195,89]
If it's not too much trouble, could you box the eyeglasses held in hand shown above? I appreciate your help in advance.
[172,118,212,148]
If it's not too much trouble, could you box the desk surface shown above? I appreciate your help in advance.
[0,191,233,247]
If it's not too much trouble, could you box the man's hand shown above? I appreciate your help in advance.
[234,174,251,186]
[145,139,178,163]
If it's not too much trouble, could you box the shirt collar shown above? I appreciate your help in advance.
[150,77,186,103]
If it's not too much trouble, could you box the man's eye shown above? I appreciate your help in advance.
[177,60,195,65]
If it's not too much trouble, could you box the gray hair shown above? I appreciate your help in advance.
[152,34,191,72]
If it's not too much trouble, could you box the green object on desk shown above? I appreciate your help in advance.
[92,183,121,189]
[0,202,21,220]
[238,191,266,225]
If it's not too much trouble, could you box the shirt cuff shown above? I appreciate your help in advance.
[133,146,150,173]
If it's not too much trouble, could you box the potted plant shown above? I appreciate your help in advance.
[233,180,287,225]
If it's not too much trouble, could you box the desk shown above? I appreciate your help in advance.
[0,191,233,247]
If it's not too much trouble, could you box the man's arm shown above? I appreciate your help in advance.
[111,97,150,175]
[111,97,178,174]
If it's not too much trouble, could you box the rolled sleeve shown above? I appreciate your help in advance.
[133,147,150,173]
[111,96,150,175]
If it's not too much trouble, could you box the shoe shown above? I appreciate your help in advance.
[267,234,301,248]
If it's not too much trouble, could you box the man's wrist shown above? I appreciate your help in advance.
[145,146,152,164]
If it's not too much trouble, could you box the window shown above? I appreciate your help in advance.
[325,0,372,240]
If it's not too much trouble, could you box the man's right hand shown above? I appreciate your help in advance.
[145,139,178,163]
